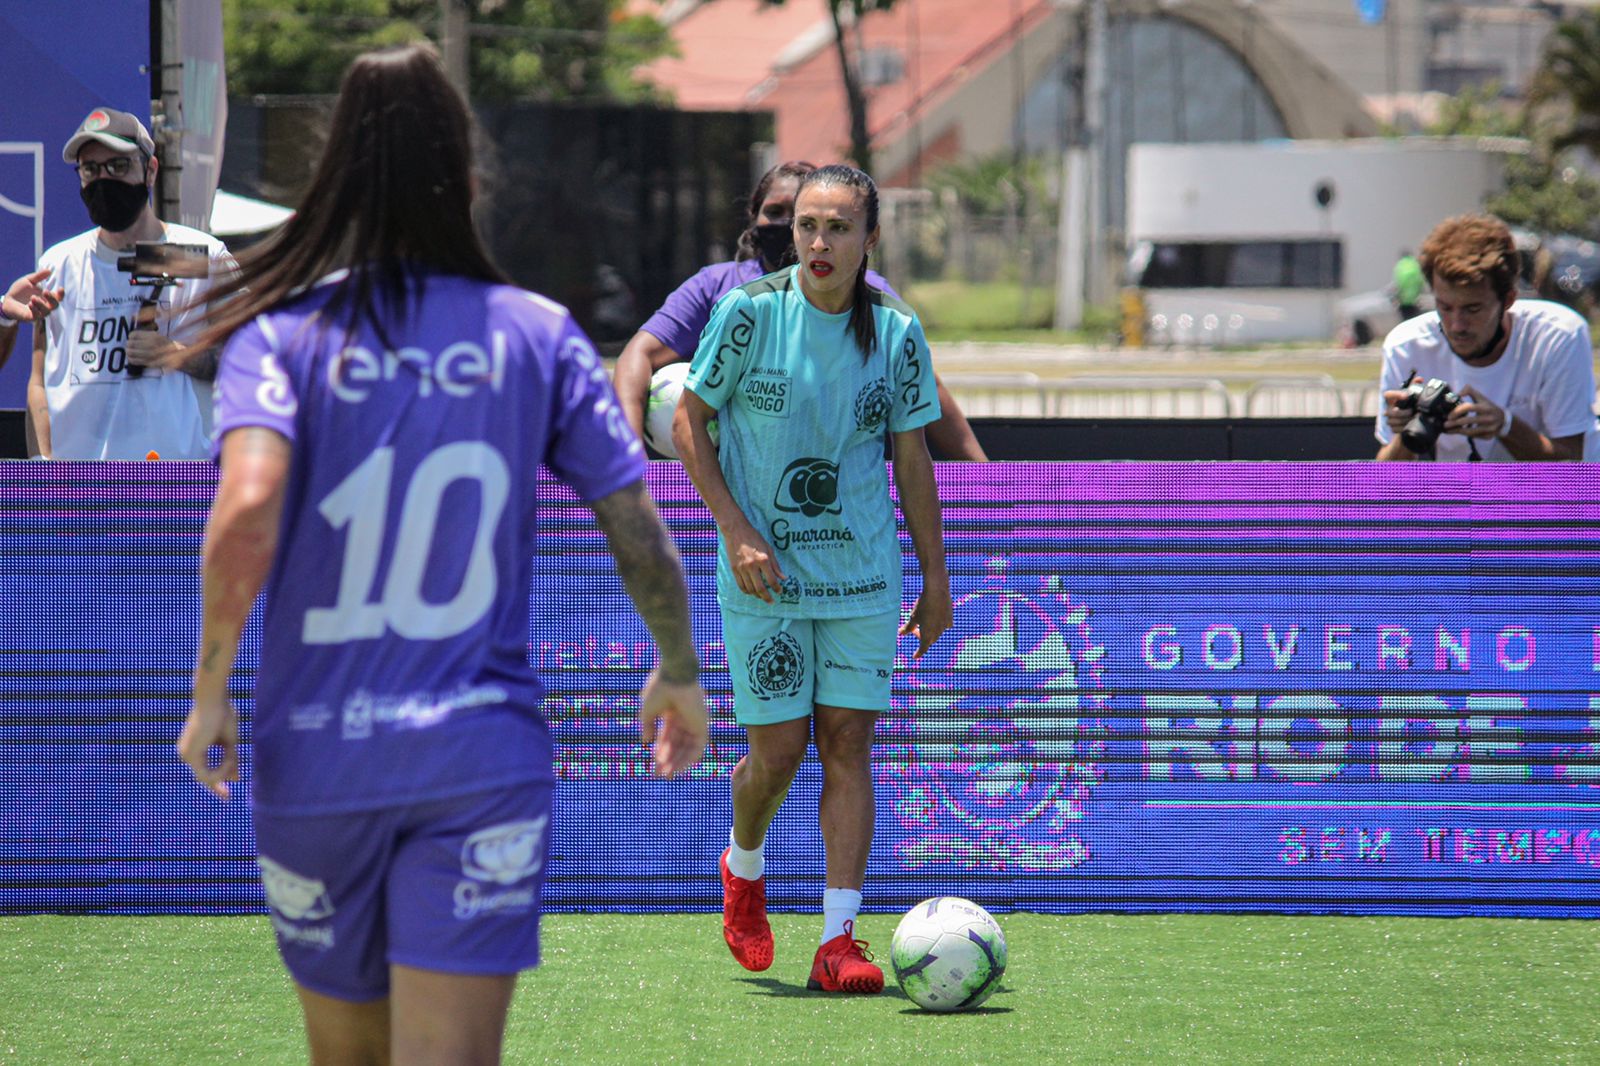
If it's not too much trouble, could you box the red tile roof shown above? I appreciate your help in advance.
[639,0,1054,170]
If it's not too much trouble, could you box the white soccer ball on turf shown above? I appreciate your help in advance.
[643,361,717,459]
[891,896,1007,1012]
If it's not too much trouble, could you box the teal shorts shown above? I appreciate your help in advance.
[721,607,900,726]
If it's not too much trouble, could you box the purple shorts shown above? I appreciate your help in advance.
[252,783,554,1001]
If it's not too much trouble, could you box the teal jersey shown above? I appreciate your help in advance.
[684,265,940,618]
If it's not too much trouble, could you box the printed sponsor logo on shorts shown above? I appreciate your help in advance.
[822,657,891,679]
[854,379,892,432]
[461,817,548,885]
[259,855,336,921]
[453,816,548,921]
[259,855,337,949]
[747,631,805,701]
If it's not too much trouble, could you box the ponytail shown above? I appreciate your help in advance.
[848,261,875,363]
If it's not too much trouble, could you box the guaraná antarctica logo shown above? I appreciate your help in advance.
[883,557,1107,872]
[747,630,806,701]
[773,457,841,518]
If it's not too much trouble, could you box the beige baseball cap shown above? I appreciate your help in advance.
[62,107,155,162]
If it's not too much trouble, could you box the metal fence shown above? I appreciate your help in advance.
[941,373,1385,419]
[878,189,1057,330]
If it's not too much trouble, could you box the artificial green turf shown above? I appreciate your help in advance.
[2,913,1595,1065]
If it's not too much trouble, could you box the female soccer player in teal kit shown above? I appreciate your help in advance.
[672,164,951,994]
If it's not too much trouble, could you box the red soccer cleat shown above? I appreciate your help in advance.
[806,920,884,994]
[721,848,774,971]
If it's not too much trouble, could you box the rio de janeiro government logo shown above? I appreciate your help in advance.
[882,557,1106,872]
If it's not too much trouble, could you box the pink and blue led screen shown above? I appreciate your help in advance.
[1,461,1596,915]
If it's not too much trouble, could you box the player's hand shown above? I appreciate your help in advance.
[1445,385,1505,439]
[127,331,185,370]
[725,521,786,604]
[637,668,708,779]
[900,571,953,659]
[177,696,240,801]
[2,268,64,324]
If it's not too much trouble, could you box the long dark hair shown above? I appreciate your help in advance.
[733,159,816,263]
[796,164,880,361]
[198,44,507,352]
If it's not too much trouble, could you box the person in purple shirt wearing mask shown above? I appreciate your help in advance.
[177,44,707,1066]
[613,160,987,461]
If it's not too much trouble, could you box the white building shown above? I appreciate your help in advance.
[1126,137,1516,343]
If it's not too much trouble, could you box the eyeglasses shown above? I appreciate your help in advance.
[74,158,138,182]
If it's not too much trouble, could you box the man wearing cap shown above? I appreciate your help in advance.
[6,107,232,459]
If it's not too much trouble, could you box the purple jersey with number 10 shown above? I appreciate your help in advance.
[215,272,644,816]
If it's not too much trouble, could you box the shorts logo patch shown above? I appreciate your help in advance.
[258,855,335,921]
[854,379,892,432]
[747,631,805,701]
[773,457,841,518]
[461,816,548,885]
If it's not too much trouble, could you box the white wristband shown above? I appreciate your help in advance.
[1498,411,1515,440]
[0,312,16,330]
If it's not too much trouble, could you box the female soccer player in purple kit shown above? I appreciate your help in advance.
[177,45,707,1065]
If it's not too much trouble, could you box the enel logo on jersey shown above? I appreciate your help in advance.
[328,332,507,403]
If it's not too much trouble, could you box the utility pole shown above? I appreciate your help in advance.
[1054,0,1107,328]
[441,0,470,103]
[1083,0,1108,307]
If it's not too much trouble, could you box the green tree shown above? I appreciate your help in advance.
[1529,12,1600,157]
[223,0,673,102]
[926,152,1054,216]
[709,0,897,173]
[1420,81,1600,241]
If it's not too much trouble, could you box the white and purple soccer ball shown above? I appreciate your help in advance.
[890,896,1007,1012]
[643,361,717,460]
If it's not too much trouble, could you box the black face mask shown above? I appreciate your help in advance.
[80,178,149,232]
[752,222,797,270]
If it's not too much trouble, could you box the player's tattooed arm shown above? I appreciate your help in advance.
[590,480,701,685]
[194,427,291,695]
[182,427,290,799]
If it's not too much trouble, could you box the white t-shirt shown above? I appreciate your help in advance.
[37,223,232,460]
[1375,299,1597,462]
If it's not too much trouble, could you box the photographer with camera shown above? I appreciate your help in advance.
[1376,214,1595,463]
[24,108,232,460]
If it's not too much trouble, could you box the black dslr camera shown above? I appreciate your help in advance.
[1395,376,1463,454]
[116,242,210,377]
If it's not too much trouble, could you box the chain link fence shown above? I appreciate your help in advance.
[877,188,1058,332]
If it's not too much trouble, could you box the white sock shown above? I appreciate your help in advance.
[727,828,764,881]
[822,887,863,943]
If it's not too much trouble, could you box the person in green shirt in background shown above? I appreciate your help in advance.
[1393,249,1425,322]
